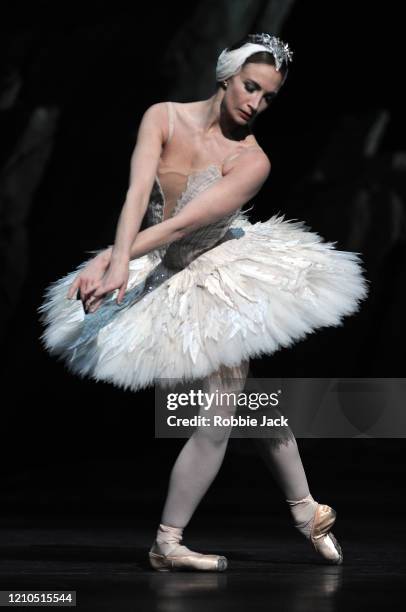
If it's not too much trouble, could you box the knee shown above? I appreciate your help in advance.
[253,426,297,452]
[193,414,233,447]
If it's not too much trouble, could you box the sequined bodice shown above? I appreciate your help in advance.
[145,164,242,270]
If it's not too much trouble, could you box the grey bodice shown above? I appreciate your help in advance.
[146,164,242,270]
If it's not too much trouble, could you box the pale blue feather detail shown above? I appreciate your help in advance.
[229,227,245,239]
[67,261,177,350]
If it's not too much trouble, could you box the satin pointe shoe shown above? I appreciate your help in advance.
[310,503,343,565]
[149,543,228,572]
[149,523,228,572]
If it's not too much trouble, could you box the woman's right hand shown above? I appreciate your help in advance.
[67,251,111,305]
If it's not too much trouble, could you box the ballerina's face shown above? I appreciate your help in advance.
[224,62,284,124]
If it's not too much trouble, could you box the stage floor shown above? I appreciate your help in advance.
[0,513,404,611]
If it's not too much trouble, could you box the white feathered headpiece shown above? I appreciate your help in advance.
[216,33,293,82]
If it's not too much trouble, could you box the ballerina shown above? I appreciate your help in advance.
[38,33,368,571]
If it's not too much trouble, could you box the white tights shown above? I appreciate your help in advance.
[156,360,318,551]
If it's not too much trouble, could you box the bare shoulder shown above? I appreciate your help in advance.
[224,146,271,180]
[144,101,195,143]
[141,101,168,120]
[142,101,171,125]
[138,102,172,144]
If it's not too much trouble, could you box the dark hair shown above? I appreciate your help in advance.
[216,35,289,89]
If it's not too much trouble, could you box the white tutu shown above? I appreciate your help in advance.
[38,210,369,392]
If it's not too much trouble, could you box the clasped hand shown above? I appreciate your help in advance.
[67,253,129,313]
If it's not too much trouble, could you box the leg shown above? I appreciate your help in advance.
[149,360,249,571]
[161,359,249,528]
[245,364,312,504]
[249,372,343,564]
[253,434,342,563]
[253,433,311,501]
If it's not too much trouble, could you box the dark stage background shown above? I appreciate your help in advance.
[0,0,405,605]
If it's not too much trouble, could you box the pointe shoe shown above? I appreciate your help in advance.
[149,541,228,572]
[310,503,343,565]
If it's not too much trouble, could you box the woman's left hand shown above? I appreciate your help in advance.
[85,261,129,313]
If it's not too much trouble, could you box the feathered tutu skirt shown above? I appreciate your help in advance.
[38,211,369,391]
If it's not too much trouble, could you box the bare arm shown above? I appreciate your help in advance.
[67,102,169,302]
[109,102,169,265]
[78,102,168,273]
[125,150,271,260]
